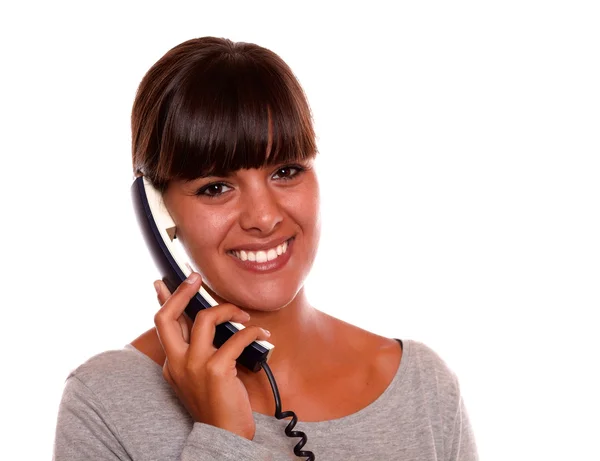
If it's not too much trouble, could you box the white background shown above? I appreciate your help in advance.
[1,1,599,460]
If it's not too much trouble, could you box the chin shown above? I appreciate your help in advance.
[211,281,301,312]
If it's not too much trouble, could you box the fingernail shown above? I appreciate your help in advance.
[242,311,251,321]
[262,328,271,336]
[153,281,161,295]
[186,273,200,284]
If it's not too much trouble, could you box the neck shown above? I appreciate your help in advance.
[243,287,327,371]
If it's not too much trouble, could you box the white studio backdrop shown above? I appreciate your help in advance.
[1,1,598,460]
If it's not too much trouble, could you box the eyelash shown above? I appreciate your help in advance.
[272,164,304,181]
[195,164,305,199]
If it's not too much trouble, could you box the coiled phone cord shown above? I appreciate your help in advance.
[261,361,315,460]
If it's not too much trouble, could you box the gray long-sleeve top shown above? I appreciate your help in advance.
[53,339,478,460]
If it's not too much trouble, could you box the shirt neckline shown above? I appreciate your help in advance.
[123,338,411,430]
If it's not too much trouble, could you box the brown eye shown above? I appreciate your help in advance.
[196,183,232,198]
[272,165,302,181]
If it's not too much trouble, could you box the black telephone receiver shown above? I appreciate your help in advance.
[131,176,274,372]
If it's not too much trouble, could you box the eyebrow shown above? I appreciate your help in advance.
[183,170,236,183]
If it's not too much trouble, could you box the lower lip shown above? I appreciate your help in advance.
[228,238,294,274]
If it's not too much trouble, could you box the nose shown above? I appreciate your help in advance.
[238,184,283,234]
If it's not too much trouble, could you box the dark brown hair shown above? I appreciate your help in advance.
[131,37,317,191]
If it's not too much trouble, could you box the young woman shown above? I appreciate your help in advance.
[53,37,478,460]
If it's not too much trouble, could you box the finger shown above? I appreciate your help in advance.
[208,326,271,374]
[154,280,190,343]
[178,315,190,343]
[188,304,252,357]
[154,272,202,359]
[162,359,174,385]
[163,272,204,309]
[154,280,171,306]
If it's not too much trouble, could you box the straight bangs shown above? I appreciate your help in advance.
[132,39,316,190]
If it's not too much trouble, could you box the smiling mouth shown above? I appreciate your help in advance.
[227,238,293,263]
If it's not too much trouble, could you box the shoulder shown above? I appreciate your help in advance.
[404,340,458,378]
[401,340,462,404]
[59,346,186,431]
[69,347,160,382]
[55,350,195,459]
[64,346,168,407]
[400,340,479,459]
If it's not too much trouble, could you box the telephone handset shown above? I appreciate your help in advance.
[131,176,274,372]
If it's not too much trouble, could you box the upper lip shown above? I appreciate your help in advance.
[227,236,293,252]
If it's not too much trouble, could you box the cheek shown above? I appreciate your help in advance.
[177,209,233,262]
[288,186,321,247]
[299,181,320,228]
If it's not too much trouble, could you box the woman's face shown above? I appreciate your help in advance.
[162,159,320,311]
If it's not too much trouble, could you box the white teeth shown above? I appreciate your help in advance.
[231,239,291,263]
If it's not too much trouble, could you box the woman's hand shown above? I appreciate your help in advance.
[153,272,271,440]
